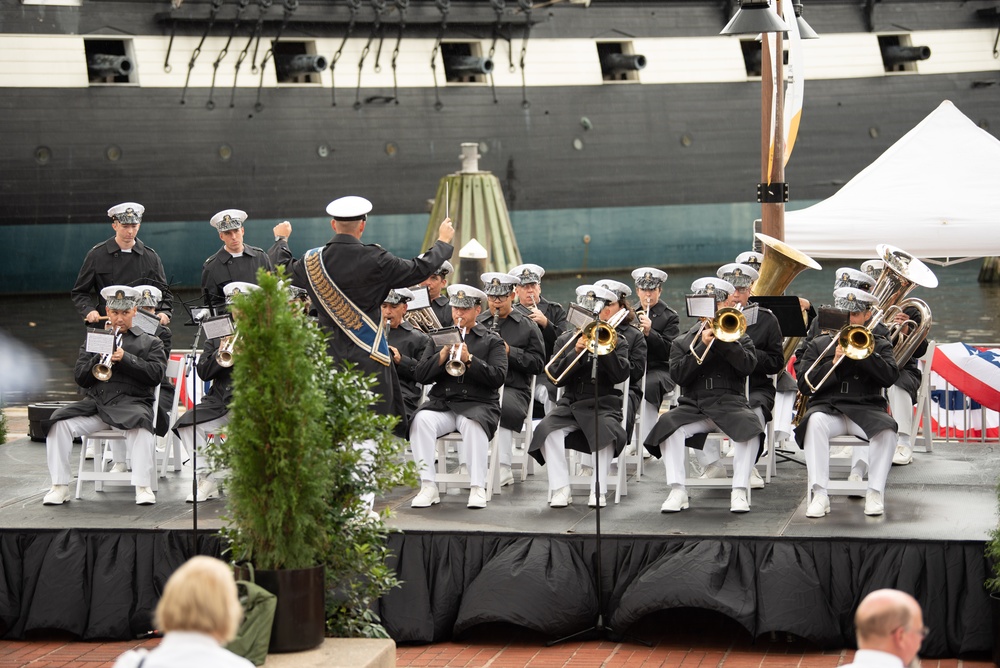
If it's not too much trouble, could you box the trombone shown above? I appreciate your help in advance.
[92,327,122,381]
[688,306,747,365]
[544,309,626,384]
[801,309,887,393]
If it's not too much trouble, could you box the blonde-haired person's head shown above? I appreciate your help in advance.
[154,556,244,643]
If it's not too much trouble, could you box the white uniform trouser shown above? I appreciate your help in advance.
[660,418,753,491]
[460,426,515,467]
[888,384,914,446]
[803,412,894,494]
[47,415,154,488]
[542,426,613,494]
[176,415,229,476]
[772,390,797,440]
[410,410,489,488]
[696,407,765,468]
[534,380,553,415]
[639,399,658,445]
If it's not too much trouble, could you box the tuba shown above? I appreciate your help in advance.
[869,244,936,366]
[404,307,442,333]
[751,233,822,362]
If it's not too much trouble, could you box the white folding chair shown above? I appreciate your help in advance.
[912,341,936,453]
[511,376,537,481]
[562,380,626,503]
[157,355,187,477]
[433,387,504,497]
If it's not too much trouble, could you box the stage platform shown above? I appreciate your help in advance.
[0,421,996,657]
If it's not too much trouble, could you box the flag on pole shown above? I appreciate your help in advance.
[781,0,805,166]
[764,29,778,184]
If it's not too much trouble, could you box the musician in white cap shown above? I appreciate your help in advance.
[594,278,647,448]
[735,250,763,274]
[529,284,631,508]
[72,202,171,326]
[861,259,885,282]
[43,285,167,506]
[795,287,899,518]
[172,282,258,503]
[420,260,455,328]
[643,277,762,514]
[201,209,275,310]
[478,272,545,486]
[409,285,507,509]
[630,267,680,446]
[510,263,568,416]
[381,288,435,424]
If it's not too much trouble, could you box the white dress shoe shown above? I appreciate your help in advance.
[864,489,884,516]
[580,465,594,477]
[43,485,71,505]
[467,486,488,509]
[806,492,830,518]
[730,488,750,513]
[587,492,607,508]
[109,462,128,474]
[660,488,689,513]
[623,443,636,456]
[186,477,220,503]
[84,444,96,460]
[135,487,156,506]
[750,467,765,489]
[847,472,865,498]
[549,486,573,508]
[411,482,440,508]
[499,465,514,487]
[700,461,728,479]
[892,444,913,466]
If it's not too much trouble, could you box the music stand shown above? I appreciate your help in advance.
[546,307,650,647]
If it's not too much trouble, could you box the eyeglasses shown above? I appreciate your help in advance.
[896,625,929,639]
[487,294,509,301]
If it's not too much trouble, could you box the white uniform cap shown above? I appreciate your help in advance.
[447,284,487,308]
[210,209,247,232]
[383,288,414,305]
[326,195,373,221]
[100,285,140,310]
[481,272,520,296]
[594,279,632,299]
[834,267,875,290]
[860,259,885,280]
[107,202,144,225]
[133,285,162,309]
[223,281,259,302]
[717,263,759,288]
[833,287,878,312]
[574,284,617,310]
[432,260,454,277]
[509,263,545,285]
[690,277,735,302]
[735,251,764,268]
[631,267,668,290]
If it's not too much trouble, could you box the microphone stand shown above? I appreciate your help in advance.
[547,308,650,647]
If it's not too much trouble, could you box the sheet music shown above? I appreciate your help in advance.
[407,285,432,310]
[86,329,115,355]
[685,294,717,319]
[133,309,160,335]
[429,327,462,347]
[202,314,235,340]
[565,303,595,330]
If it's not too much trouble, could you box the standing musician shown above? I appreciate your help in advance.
[630,267,680,447]
[643,277,762,514]
[594,279,648,444]
[381,288,435,425]
[201,209,275,311]
[72,202,172,326]
[796,287,899,518]
[172,281,257,504]
[409,285,508,509]
[509,263,568,415]
[478,272,546,487]
[529,285,631,508]
[43,286,167,506]
[419,260,455,328]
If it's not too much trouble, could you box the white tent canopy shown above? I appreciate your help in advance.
[784,100,1000,265]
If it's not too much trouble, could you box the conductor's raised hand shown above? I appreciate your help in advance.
[438,217,455,244]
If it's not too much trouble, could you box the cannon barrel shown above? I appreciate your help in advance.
[601,53,647,72]
[87,54,133,77]
[444,55,494,76]
[882,45,931,66]
[275,54,329,77]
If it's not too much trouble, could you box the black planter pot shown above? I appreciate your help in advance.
[992,592,1000,666]
[254,565,326,653]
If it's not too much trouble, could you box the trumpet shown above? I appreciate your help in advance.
[688,306,746,365]
[92,327,122,381]
[216,330,239,367]
[544,308,626,385]
[801,309,887,393]
[445,319,467,377]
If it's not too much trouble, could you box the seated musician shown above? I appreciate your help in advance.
[173,281,257,503]
[381,288,435,425]
[643,277,762,514]
[478,272,545,487]
[509,263,568,416]
[630,267,680,449]
[43,286,167,506]
[796,287,899,518]
[418,260,455,328]
[528,285,631,509]
[594,279,648,447]
[409,285,508,509]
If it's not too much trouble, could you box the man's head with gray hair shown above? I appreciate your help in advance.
[853,589,925,665]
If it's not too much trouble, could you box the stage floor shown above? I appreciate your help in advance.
[2,422,996,543]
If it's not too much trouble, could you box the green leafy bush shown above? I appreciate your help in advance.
[0,406,7,445]
[986,480,1000,594]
